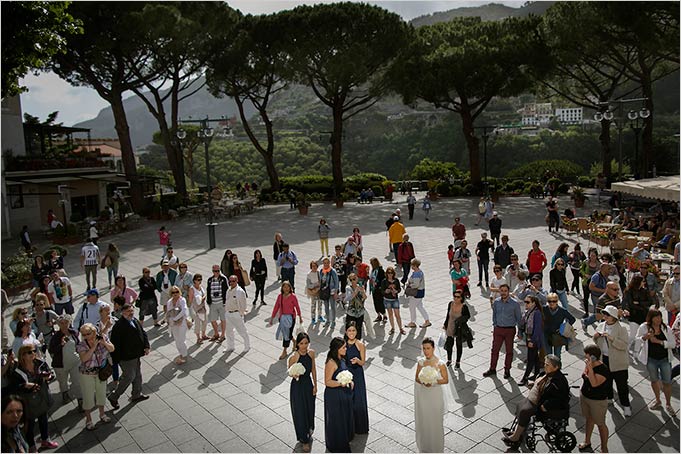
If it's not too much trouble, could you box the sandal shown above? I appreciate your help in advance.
[405,323,417,328]
[578,443,592,451]
[649,401,662,410]
[420,322,432,328]
[279,352,288,360]
[100,415,111,423]
[400,329,406,335]
[389,329,395,335]
[666,404,675,414]
[86,421,95,431]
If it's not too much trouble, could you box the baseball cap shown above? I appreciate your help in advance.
[493,211,498,216]
[87,289,99,297]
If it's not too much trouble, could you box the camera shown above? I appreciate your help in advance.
[96,334,103,340]
[1,348,12,356]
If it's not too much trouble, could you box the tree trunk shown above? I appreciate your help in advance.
[599,119,612,179]
[169,78,187,200]
[235,97,280,191]
[110,92,143,212]
[331,105,345,202]
[460,106,481,191]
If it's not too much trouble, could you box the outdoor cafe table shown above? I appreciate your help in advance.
[598,223,619,229]
[651,252,675,271]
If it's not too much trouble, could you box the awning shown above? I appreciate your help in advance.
[610,176,680,202]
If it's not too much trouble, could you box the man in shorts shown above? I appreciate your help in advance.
[206,264,228,342]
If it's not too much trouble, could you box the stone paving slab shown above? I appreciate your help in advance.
[3,193,679,453]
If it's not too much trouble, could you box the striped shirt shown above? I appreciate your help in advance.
[81,243,100,266]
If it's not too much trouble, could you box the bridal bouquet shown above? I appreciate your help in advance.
[418,365,440,386]
[287,363,306,381]
[336,370,354,387]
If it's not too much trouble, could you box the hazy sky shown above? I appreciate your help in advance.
[19,1,524,126]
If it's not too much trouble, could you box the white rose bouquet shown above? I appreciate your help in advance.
[336,370,354,387]
[418,365,441,386]
[287,363,306,381]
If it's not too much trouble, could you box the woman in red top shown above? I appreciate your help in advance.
[270,281,303,360]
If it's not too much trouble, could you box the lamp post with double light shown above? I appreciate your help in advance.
[472,125,498,197]
[594,98,650,180]
[176,117,233,250]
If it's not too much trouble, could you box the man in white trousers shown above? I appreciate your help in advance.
[224,275,250,353]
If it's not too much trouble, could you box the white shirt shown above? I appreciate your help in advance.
[89,225,98,239]
[81,243,100,266]
[47,277,72,305]
[225,285,247,314]
[74,300,104,329]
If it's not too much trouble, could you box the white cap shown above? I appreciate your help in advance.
[393,216,399,221]
[601,305,619,319]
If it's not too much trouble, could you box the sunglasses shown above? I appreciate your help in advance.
[454,295,463,299]
[195,279,202,282]
[20,311,28,315]
[171,291,180,295]
[674,272,680,276]
[524,300,533,304]
[548,300,558,303]
[212,270,220,273]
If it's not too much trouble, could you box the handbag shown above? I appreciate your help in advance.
[405,286,418,297]
[241,269,251,286]
[98,359,113,381]
[437,331,446,348]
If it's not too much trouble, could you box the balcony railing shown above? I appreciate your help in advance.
[3,155,108,172]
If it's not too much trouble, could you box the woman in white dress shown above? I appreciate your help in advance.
[188,274,208,345]
[166,285,189,364]
[414,337,448,453]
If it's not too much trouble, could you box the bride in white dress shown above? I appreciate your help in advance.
[414,337,449,453]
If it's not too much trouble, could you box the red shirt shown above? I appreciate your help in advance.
[527,248,547,273]
[452,223,466,240]
[271,293,301,319]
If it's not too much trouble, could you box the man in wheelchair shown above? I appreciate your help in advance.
[502,354,571,449]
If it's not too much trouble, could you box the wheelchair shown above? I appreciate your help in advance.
[503,409,577,452]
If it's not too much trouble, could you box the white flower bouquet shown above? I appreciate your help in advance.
[336,370,354,387]
[288,362,306,381]
[418,365,440,386]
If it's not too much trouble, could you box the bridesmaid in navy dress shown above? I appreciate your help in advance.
[345,322,369,434]
[288,332,317,452]
[324,337,354,453]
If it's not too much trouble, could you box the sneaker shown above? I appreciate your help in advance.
[311,319,317,326]
[623,406,631,417]
[482,369,497,377]
[503,370,511,379]
[40,440,59,449]
[477,282,482,287]
[130,395,150,403]
[318,316,326,323]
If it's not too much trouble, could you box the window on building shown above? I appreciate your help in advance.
[8,185,24,209]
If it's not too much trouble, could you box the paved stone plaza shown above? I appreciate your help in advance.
[3,193,679,453]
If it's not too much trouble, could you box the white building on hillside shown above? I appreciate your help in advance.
[555,107,583,125]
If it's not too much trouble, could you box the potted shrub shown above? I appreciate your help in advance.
[1,250,33,295]
[571,186,588,208]
[296,193,311,215]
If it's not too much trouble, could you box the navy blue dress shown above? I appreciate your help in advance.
[346,342,369,434]
[324,360,354,452]
[290,352,315,444]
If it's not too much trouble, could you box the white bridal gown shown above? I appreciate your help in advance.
[414,358,446,453]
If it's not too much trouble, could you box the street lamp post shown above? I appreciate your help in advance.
[177,117,232,250]
[473,125,498,196]
[628,110,646,180]
[594,97,650,180]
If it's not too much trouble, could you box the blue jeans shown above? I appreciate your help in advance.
[556,290,568,310]
[583,294,600,327]
[478,259,489,285]
[323,298,336,325]
[107,266,118,286]
[547,344,563,359]
[281,267,295,292]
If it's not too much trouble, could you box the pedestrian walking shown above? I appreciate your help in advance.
[166,286,189,364]
[288,332,317,452]
[223,275,250,353]
[484,284,521,379]
[270,281,302,360]
[137,268,159,326]
[107,303,150,410]
[404,259,431,329]
[250,249,268,306]
[187,274,208,344]
[318,218,331,257]
[80,238,100,292]
[277,243,299,293]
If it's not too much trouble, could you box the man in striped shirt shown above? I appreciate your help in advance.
[80,238,101,291]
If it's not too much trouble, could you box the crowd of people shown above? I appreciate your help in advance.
[2,193,679,453]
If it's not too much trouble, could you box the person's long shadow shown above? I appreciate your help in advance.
[244,304,263,322]
[258,360,288,394]
[378,333,400,366]
[449,368,479,419]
